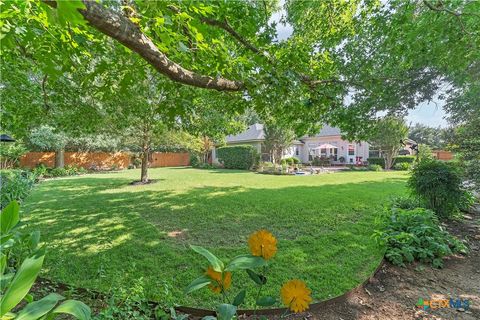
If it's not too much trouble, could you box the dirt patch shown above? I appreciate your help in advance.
[129,179,160,186]
[285,210,480,320]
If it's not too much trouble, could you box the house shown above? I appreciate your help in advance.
[212,123,370,165]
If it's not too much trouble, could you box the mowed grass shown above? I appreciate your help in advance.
[22,168,408,308]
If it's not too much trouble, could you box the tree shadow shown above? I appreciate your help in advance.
[22,173,407,308]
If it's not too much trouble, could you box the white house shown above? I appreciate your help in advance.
[212,123,370,165]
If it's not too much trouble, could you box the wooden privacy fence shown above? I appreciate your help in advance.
[432,150,454,161]
[20,152,190,169]
[150,152,190,167]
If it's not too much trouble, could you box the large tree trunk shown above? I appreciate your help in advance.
[55,149,65,168]
[42,0,242,91]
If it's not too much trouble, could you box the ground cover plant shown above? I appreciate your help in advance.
[21,168,408,308]
[374,207,468,268]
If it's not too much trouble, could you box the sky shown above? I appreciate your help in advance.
[271,1,449,128]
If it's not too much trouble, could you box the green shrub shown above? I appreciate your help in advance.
[280,157,300,165]
[374,207,467,268]
[48,167,69,177]
[0,169,36,209]
[189,153,201,168]
[395,156,415,164]
[367,157,385,167]
[216,145,259,170]
[368,164,383,171]
[32,163,48,178]
[389,196,424,210]
[408,160,470,218]
[393,162,411,171]
[0,142,27,168]
[368,156,415,168]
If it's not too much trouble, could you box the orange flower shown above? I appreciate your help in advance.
[280,279,312,313]
[248,229,277,260]
[205,266,232,293]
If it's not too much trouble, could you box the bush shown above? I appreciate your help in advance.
[48,167,69,177]
[32,163,48,178]
[0,170,36,209]
[395,156,415,164]
[389,196,424,210]
[281,157,300,165]
[374,207,467,268]
[393,162,411,171]
[189,153,201,168]
[0,142,27,168]
[367,157,384,167]
[216,145,259,170]
[408,160,470,218]
[368,156,415,168]
[368,164,383,171]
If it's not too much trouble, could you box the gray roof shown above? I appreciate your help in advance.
[226,123,265,143]
[226,123,342,144]
[313,125,341,137]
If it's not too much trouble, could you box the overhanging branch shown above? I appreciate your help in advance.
[42,0,244,91]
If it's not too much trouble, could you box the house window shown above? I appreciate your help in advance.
[295,147,299,156]
[348,144,355,156]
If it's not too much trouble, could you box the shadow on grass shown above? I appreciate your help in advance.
[22,174,406,307]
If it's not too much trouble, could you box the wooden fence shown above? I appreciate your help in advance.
[20,152,190,169]
[432,150,454,161]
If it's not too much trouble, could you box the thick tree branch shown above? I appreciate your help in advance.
[42,0,243,91]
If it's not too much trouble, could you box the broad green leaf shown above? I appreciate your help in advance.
[15,293,64,320]
[57,0,87,26]
[0,249,45,316]
[28,231,41,250]
[184,275,211,294]
[52,299,91,320]
[215,304,236,320]
[246,269,266,285]
[256,296,276,307]
[0,253,6,274]
[225,255,266,271]
[232,289,246,307]
[0,273,14,291]
[1,200,20,233]
[190,245,224,272]
[201,316,216,320]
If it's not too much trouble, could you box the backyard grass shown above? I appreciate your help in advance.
[22,168,408,309]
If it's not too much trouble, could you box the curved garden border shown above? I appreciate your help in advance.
[176,258,385,317]
[38,259,385,317]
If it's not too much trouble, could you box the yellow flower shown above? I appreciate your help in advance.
[205,266,232,293]
[248,229,277,260]
[280,279,312,313]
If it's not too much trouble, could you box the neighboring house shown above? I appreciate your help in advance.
[212,123,370,165]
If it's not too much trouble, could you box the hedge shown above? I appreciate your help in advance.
[368,156,415,167]
[216,145,259,170]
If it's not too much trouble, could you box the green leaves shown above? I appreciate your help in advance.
[0,249,45,316]
[256,296,276,307]
[15,293,64,320]
[225,255,266,271]
[215,304,236,320]
[50,299,91,320]
[184,275,211,294]
[56,0,87,26]
[1,200,20,233]
[232,289,246,306]
[246,269,266,285]
[190,245,224,272]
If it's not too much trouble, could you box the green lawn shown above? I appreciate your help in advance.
[22,168,407,308]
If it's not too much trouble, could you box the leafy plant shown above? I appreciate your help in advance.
[368,164,383,171]
[216,145,259,170]
[185,230,312,319]
[374,207,467,268]
[0,142,27,169]
[0,201,91,319]
[393,162,411,171]
[408,159,471,218]
[0,170,36,209]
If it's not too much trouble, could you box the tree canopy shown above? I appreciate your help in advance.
[1,0,479,142]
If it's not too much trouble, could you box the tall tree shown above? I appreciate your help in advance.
[263,123,296,165]
[368,117,409,170]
